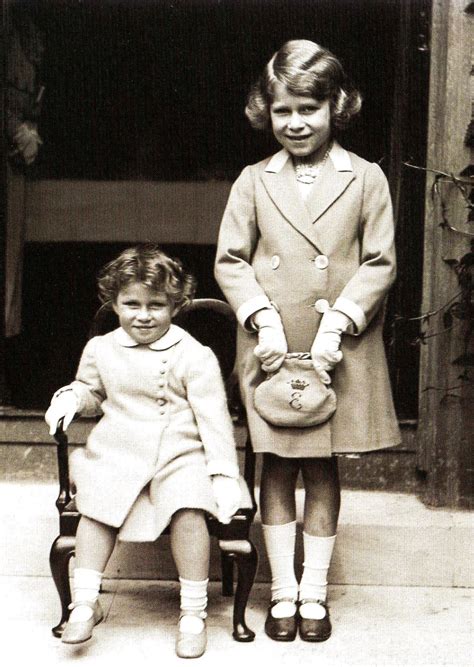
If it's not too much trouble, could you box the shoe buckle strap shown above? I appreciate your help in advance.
[68,600,98,612]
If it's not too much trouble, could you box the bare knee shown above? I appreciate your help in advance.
[301,457,339,490]
[170,508,207,534]
[262,453,300,483]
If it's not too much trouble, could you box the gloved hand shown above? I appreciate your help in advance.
[211,475,242,524]
[252,308,288,373]
[45,389,78,436]
[13,122,43,165]
[311,310,353,384]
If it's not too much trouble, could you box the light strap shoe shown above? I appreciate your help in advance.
[175,612,207,659]
[61,599,104,644]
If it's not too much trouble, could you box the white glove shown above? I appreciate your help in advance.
[311,310,352,384]
[252,308,288,373]
[211,475,242,524]
[45,389,79,435]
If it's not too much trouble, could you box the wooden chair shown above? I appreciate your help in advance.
[49,298,258,641]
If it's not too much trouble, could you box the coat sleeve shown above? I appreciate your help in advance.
[214,166,273,329]
[185,346,240,479]
[333,162,397,334]
[67,337,106,416]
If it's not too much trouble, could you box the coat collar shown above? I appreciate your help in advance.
[261,141,356,251]
[114,323,185,350]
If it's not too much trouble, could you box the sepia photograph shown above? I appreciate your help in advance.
[1,0,472,665]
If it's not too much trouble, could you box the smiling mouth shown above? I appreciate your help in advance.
[286,135,311,140]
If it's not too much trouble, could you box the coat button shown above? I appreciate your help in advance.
[314,255,329,269]
[158,380,165,387]
[314,299,330,313]
[270,255,280,269]
[157,398,167,406]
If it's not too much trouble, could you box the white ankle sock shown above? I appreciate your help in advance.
[262,521,298,618]
[179,577,208,634]
[299,533,336,619]
[70,567,103,622]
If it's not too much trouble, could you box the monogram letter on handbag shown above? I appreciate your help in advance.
[254,354,337,427]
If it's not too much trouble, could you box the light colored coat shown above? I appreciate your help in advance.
[64,324,239,541]
[215,142,401,457]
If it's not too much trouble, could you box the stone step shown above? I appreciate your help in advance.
[1,482,471,588]
[1,414,421,493]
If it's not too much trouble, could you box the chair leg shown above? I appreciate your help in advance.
[221,551,234,597]
[229,540,258,642]
[49,534,76,637]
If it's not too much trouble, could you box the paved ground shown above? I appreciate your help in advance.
[1,480,472,666]
[3,576,472,666]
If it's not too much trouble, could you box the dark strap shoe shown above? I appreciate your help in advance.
[264,599,298,642]
[298,600,332,642]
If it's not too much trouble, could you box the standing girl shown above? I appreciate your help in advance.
[215,40,401,642]
[45,245,241,659]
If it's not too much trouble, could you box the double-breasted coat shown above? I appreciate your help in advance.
[59,324,239,542]
[214,141,401,457]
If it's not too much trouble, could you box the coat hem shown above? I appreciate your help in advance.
[251,435,402,458]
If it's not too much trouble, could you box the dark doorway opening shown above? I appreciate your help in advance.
[6,0,430,419]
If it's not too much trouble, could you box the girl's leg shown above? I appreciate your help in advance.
[299,457,340,622]
[170,509,210,618]
[260,454,300,619]
[170,509,210,658]
[65,516,117,631]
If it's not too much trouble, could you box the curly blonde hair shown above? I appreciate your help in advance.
[245,39,362,132]
[97,245,196,311]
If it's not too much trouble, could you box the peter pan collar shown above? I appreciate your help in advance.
[264,140,353,174]
[114,324,185,350]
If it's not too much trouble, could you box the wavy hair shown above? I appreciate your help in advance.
[97,244,196,311]
[245,39,362,132]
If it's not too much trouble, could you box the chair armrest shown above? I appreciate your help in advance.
[53,417,72,514]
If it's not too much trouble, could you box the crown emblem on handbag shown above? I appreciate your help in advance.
[288,378,309,391]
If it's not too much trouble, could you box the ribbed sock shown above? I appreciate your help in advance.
[69,567,103,622]
[299,533,336,619]
[262,521,298,618]
[179,577,208,634]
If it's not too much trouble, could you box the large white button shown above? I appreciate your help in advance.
[314,255,329,269]
[314,299,330,313]
[270,255,280,270]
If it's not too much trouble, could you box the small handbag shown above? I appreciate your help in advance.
[254,353,337,428]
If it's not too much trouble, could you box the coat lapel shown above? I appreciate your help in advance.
[305,158,355,223]
[261,151,316,243]
[260,144,356,250]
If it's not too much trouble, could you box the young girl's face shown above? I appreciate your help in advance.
[270,81,331,160]
[113,282,176,345]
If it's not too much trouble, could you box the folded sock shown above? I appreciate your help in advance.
[262,520,298,603]
[179,577,208,633]
[299,533,336,619]
[262,521,298,617]
[70,567,103,622]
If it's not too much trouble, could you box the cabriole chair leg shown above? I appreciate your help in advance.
[220,538,258,642]
[49,534,76,637]
[221,551,234,597]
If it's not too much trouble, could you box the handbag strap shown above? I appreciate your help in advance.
[285,352,311,360]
